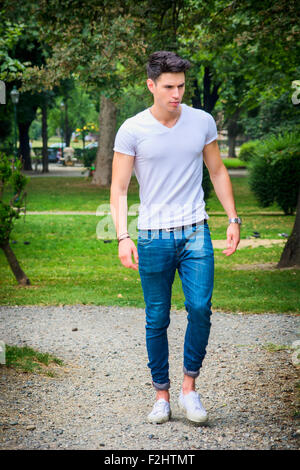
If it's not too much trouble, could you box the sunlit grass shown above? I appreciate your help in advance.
[0,215,298,313]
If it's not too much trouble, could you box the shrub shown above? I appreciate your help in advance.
[74,148,84,162]
[82,148,97,170]
[248,132,300,215]
[238,140,261,162]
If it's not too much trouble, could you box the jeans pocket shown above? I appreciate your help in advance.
[137,230,156,246]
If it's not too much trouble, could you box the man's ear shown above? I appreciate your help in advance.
[146,78,155,94]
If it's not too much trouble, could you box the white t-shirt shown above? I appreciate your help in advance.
[113,103,218,229]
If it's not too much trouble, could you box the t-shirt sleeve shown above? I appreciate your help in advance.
[113,122,136,156]
[205,113,218,145]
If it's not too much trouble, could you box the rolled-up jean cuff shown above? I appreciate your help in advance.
[152,381,170,391]
[183,366,200,378]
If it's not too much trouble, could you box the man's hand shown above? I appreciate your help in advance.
[118,238,139,270]
[222,223,240,256]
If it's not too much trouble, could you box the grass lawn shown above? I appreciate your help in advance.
[0,189,299,312]
[6,173,286,214]
[4,344,64,376]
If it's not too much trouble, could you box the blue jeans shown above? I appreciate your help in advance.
[137,220,214,391]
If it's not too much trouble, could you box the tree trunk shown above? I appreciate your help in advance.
[1,240,30,285]
[226,109,240,157]
[191,67,220,112]
[203,66,220,113]
[277,185,300,268]
[191,79,202,109]
[91,95,117,187]
[227,134,237,158]
[41,101,49,173]
[64,100,72,147]
[18,121,32,170]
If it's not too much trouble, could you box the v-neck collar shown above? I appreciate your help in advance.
[148,104,184,130]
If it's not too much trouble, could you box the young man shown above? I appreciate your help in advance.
[110,51,241,424]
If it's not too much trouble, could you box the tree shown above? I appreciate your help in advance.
[9,0,300,180]
[186,0,299,101]
[1,4,54,171]
[178,0,300,266]
[277,186,300,268]
[16,0,147,187]
[14,0,193,186]
[178,0,300,156]
[93,95,117,186]
[0,153,30,285]
[0,11,26,153]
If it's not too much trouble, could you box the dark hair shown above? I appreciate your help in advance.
[146,51,191,82]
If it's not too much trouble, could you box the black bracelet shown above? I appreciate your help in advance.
[118,235,131,244]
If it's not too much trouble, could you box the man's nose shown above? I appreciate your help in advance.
[172,88,180,99]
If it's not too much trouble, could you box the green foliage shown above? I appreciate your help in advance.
[0,153,29,244]
[47,82,99,139]
[116,82,152,128]
[239,92,300,140]
[238,140,261,162]
[82,148,97,170]
[178,0,299,145]
[18,1,148,96]
[248,133,300,215]
[29,119,42,140]
[0,11,27,81]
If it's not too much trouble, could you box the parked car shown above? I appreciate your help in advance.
[47,148,59,162]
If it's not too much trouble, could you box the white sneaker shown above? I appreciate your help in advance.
[179,391,208,423]
[147,398,171,424]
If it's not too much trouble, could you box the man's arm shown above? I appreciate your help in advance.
[110,151,139,270]
[203,140,240,256]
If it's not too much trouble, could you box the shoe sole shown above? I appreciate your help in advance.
[179,400,208,424]
[147,410,171,424]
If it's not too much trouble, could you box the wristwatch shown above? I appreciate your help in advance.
[229,217,242,225]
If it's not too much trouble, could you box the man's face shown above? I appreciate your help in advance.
[147,72,185,112]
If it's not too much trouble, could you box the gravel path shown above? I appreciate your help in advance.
[0,305,299,450]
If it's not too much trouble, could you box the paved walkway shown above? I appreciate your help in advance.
[23,164,89,177]
[23,165,248,178]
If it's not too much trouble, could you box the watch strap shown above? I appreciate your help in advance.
[229,217,242,225]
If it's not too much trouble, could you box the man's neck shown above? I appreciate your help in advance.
[150,103,182,127]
